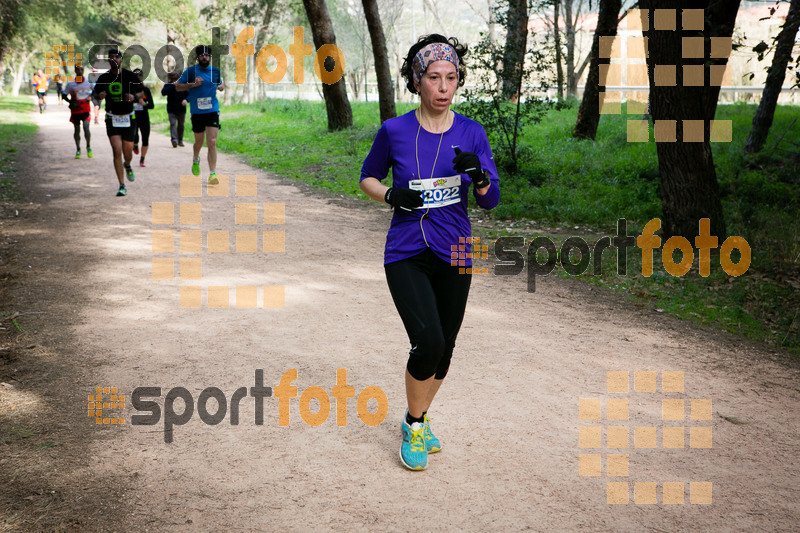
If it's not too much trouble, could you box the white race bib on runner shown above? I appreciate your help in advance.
[111,114,131,128]
[78,89,92,100]
[197,97,212,110]
[408,175,462,209]
[133,103,143,111]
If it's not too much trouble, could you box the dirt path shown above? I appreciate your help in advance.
[1,103,799,532]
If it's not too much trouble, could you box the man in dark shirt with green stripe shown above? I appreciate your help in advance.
[92,48,145,197]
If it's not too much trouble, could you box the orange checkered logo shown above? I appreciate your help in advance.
[88,386,126,425]
[151,174,285,308]
[46,45,84,82]
[579,371,713,505]
[451,236,489,275]
[600,9,732,144]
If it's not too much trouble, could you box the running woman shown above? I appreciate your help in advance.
[131,68,155,167]
[175,45,224,185]
[360,34,499,471]
[91,49,145,197]
[32,69,50,113]
[62,65,93,159]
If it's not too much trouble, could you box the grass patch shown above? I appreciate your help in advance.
[149,96,799,355]
[5,427,35,442]
[0,97,38,201]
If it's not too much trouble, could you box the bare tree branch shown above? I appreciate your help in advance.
[422,0,451,36]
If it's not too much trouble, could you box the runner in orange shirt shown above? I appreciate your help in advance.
[32,69,50,113]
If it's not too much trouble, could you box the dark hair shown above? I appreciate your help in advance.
[195,45,212,56]
[400,34,468,95]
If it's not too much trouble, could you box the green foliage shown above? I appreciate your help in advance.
[1,0,132,91]
[2,0,204,81]
[151,98,414,196]
[484,102,661,226]
[103,0,200,42]
[0,0,25,63]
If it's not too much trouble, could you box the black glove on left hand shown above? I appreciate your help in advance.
[452,147,490,189]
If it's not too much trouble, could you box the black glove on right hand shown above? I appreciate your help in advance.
[384,187,424,211]
[453,147,490,189]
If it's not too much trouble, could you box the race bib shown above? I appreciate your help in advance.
[111,114,131,128]
[197,97,212,110]
[408,175,462,209]
[133,103,143,111]
[77,89,92,100]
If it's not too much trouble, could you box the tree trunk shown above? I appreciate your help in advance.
[243,54,251,104]
[10,62,22,96]
[10,61,24,96]
[302,0,354,130]
[554,0,564,99]
[224,27,233,106]
[502,0,529,101]
[392,32,403,102]
[564,0,577,96]
[10,50,35,96]
[362,0,396,122]
[488,0,497,44]
[349,71,361,99]
[641,0,741,240]
[744,0,800,153]
[165,27,179,73]
[573,0,621,139]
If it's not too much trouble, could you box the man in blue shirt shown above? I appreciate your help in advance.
[175,45,224,184]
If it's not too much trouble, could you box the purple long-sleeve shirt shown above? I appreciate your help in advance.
[361,110,500,266]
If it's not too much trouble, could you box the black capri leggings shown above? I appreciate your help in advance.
[384,248,472,381]
[134,113,150,146]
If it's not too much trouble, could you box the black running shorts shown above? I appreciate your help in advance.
[105,115,137,142]
[191,112,221,133]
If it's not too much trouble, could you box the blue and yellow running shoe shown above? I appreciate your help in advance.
[423,413,441,453]
[400,418,428,471]
[87,147,93,158]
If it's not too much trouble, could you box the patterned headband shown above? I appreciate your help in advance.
[412,43,459,85]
